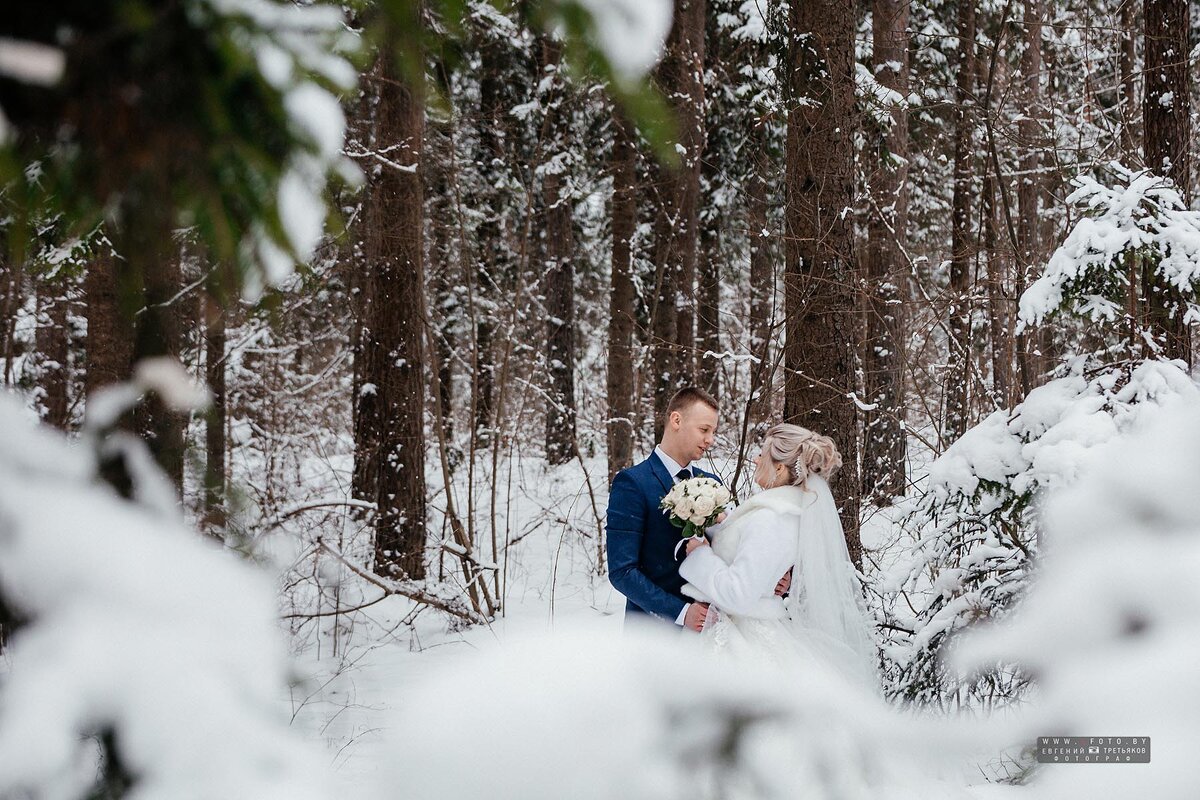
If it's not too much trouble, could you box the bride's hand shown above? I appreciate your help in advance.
[714,512,727,524]
[685,536,709,555]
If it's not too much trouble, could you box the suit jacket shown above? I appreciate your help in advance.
[606,454,722,622]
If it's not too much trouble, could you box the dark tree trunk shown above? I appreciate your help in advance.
[747,123,773,427]
[1120,0,1138,157]
[472,38,508,448]
[426,58,456,456]
[984,172,1013,406]
[1015,0,1043,394]
[783,0,862,565]
[1143,0,1192,362]
[540,40,577,466]
[861,0,910,503]
[697,158,721,398]
[429,177,455,452]
[542,173,577,466]
[203,289,227,532]
[651,0,706,432]
[115,179,186,490]
[607,111,637,483]
[85,248,135,396]
[945,0,976,443]
[355,39,428,580]
[0,248,17,386]
[35,279,71,430]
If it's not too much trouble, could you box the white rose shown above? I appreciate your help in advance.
[693,496,715,518]
[714,486,731,506]
[675,499,695,520]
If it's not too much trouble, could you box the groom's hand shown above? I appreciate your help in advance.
[683,602,710,632]
[775,569,792,598]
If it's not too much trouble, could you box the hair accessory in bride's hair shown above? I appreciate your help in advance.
[757,424,842,489]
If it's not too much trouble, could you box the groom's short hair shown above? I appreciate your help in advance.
[666,386,719,419]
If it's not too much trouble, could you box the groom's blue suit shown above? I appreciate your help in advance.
[606,454,721,623]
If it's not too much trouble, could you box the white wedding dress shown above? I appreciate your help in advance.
[679,477,878,689]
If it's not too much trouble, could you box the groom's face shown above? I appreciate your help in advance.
[670,402,718,462]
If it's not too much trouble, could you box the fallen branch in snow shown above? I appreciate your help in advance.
[440,540,499,571]
[266,498,377,528]
[314,538,486,624]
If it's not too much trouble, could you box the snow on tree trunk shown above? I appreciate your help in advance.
[1142,0,1193,362]
[862,0,910,504]
[650,0,706,435]
[783,0,861,564]
[540,39,579,467]
[607,111,637,482]
[354,29,428,581]
[945,0,976,444]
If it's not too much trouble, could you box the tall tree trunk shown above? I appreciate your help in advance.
[697,168,721,399]
[945,0,976,443]
[783,0,862,565]
[542,174,577,466]
[0,258,17,387]
[607,111,637,483]
[984,172,1013,406]
[651,0,706,432]
[1120,0,1138,165]
[472,39,508,448]
[429,180,456,454]
[541,40,578,466]
[356,37,428,580]
[747,122,773,427]
[862,0,910,503]
[1015,0,1043,394]
[203,289,226,532]
[1143,0,1192,362]
[85,248,135,396]
[35,278,71,430]
[116,178,186,490]
[427,58,456,457]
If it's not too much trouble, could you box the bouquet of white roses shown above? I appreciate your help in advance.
[660,476,732,539]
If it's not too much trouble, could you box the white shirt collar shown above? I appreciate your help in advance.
[654,445,691,481]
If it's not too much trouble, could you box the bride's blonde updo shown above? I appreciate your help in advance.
[754,423,842,489]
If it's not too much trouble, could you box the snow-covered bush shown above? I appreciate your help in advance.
[885,359,1200,707]
[0,391,332,800]
[954,401,1200,798]
[883,161,1200,710]
[1018,162,1200,341]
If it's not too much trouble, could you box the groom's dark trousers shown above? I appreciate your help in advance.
[606,454,721,623]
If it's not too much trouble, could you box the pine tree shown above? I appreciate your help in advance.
[606,111,637,482]
[862,0,911,502]
[1142,0,1192,362]
[650,0,706,434]
[354,28,429,580]
[945,0,976,443]
[783,0,862,563]
[540,38,579,466]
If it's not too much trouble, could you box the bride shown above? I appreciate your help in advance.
[679,423,878,688]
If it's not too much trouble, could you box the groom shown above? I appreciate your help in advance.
[607,387,722,631]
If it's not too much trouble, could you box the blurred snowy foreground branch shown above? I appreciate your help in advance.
[0,389,333,800]
[378,623,984,800]
[950,400,1200,799]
